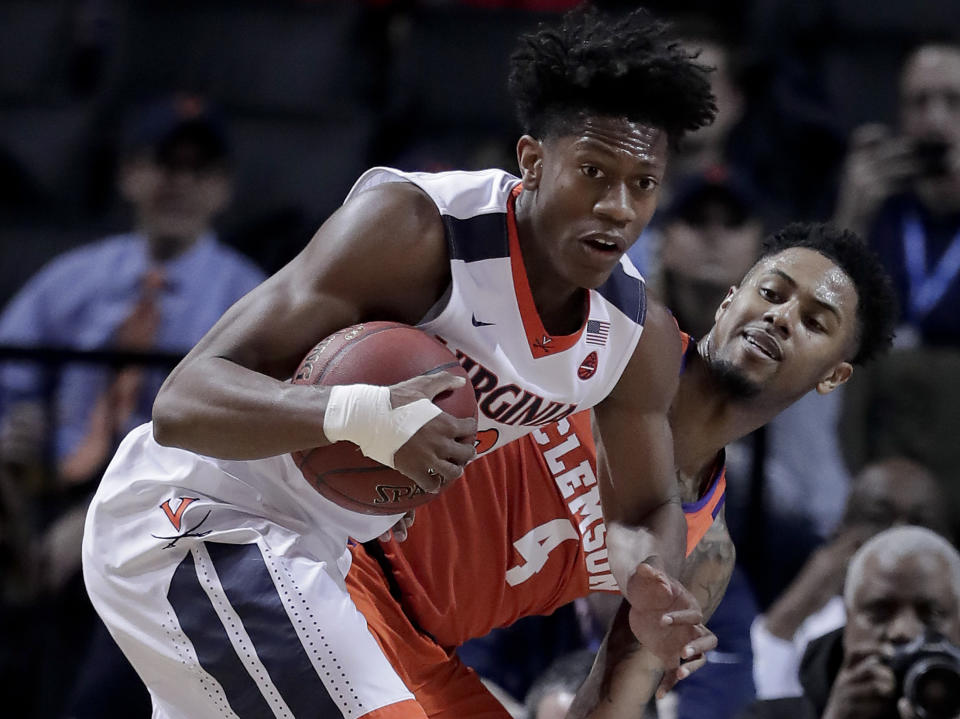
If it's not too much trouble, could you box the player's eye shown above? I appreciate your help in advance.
[580,165,603,179]
[636,177,659,192]
[759,287,780,302]
[805,316,826,333]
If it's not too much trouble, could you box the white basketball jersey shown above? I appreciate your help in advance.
[346,167,648,457]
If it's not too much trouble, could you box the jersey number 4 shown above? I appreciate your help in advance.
[504,519,579,586]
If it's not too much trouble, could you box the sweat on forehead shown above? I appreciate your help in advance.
[747,248,855,294]
[558,116,668,158]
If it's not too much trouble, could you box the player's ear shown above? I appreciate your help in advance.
[816,362,853,395]
[517,135,544,190]
[714,286,738,321]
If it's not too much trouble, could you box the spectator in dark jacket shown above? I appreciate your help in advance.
[738,525,960,719]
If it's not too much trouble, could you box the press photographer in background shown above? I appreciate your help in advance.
[738,525,960,719]
[834,41,960,550]
[832,42,960,347]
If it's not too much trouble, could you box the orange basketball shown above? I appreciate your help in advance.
[290,322,477,515]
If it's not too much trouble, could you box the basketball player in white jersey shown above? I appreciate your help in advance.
[83,7,720,718]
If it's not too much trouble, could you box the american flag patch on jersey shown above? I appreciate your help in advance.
[586,319,610,346]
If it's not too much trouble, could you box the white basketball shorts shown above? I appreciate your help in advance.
[82,423,423,719]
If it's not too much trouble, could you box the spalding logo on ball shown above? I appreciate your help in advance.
[290,322,478,515]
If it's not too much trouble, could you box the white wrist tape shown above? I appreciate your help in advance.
[323,384,442,468]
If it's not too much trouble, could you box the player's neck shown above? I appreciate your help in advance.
[671,350,774,477]
[513,189,588,335]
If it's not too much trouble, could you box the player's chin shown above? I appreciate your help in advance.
[569,263,619,291]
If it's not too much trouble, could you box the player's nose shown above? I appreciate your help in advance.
[762,301,794,338]
[594,183,636,226]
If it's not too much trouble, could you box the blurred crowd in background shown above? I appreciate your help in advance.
[1,1,959,718]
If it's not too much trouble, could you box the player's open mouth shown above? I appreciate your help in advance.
[581,234,623,254]
[742,328,782,361]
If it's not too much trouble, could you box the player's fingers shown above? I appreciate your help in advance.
[677,653,708,680]
[443,437,476,466]
[402,510,416,529]
[434,458,464,484]
[407,465,444,493]
[419,370,468,400]
[407,458,463,493]
[450,415,478,441]
[661,608,703,626]
[683,632,718,659]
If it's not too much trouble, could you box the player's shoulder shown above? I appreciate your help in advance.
[593,253,647,326]
[347,166,520,221]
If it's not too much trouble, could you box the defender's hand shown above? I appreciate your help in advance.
[654,624,718,698]
[625,564,706,674]
[379,510,416,543]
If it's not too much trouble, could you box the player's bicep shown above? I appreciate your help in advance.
[593,302,683,525]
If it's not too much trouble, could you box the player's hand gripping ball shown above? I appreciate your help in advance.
[291,322,477,515]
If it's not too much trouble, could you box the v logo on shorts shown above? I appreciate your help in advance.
[160,497,198,531]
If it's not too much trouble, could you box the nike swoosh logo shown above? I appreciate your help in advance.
[471,313,495,327]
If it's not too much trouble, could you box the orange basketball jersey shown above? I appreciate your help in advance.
[348,408,726,651]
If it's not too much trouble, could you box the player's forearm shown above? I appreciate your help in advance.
[568,601,663,719]
[572,517,735,718]
[153,356,331,459]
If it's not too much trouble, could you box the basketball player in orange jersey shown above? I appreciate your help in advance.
[346,223,899,718]
[82,8,722,718]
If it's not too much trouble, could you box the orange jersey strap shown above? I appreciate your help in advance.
[681,449,726,556]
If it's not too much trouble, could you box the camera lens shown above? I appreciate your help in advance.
[905,659,960,719]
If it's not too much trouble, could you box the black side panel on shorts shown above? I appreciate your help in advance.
[206,542,344,719]
[168,544,347,718]
[167,550,276,718]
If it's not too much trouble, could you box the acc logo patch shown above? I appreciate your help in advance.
[578,351,598,380]
[474,428,500,454]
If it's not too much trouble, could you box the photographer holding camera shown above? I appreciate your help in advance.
[833,43,960,347]
[740,525,960,719]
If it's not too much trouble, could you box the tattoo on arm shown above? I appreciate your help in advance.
[680,508,736,621]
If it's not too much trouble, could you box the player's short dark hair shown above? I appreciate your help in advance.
[758,223,898,365]
[508,6,717,143]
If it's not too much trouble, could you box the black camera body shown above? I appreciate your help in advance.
[913,138,953,178]
[887,631,960,719]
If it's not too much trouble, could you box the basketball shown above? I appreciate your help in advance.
[290,321,477,515]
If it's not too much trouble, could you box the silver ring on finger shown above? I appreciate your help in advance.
[426,467,445,486]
